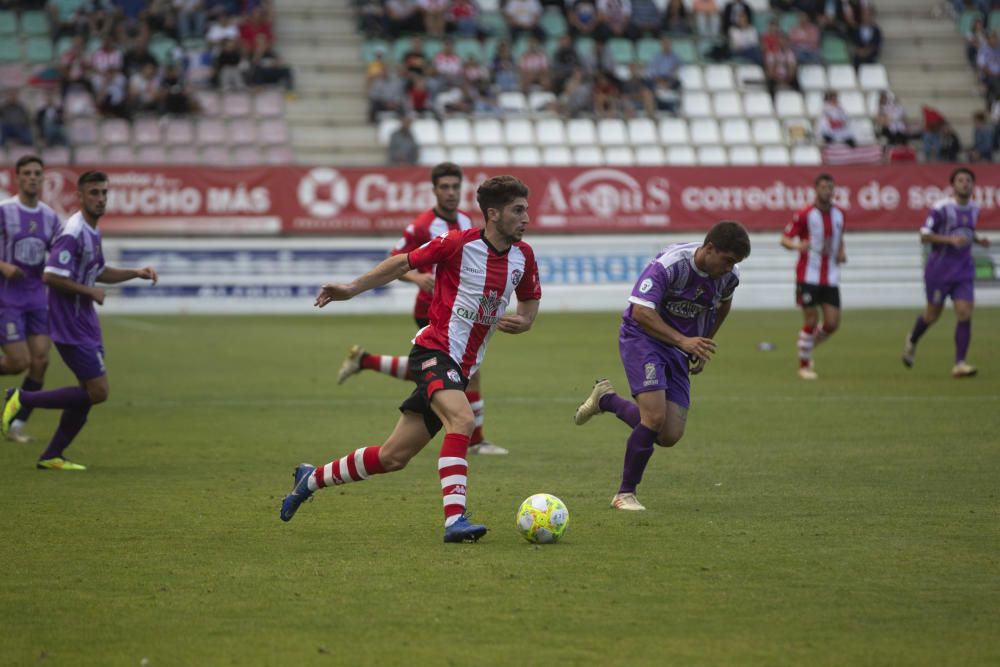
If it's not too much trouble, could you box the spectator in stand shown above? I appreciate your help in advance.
[366,47,389,84]
[418,0,448,36]
[59,35,94,100]
[593,70,621,117]
[552,32,582,93]
[721,0,754,38]
[977,31,1000,107]
[387,115,419,164]
[368,65,406,122]
[463,53,490,85]
[818,90,855,146]
[357,0,388,39]
[160,62,196,114]
[77,0,118,40]
[728,11,763,66]
[0,91,35,147]
[36,91,68,147]
[970,111,995,161]
[582,37,619,77]
[123,34,159,77]
[596,0,635,42]
[965,15,988,68]
[240,6,274,52]
[631,0,662,37]
[518,36,550,93]
[433,37,464,85]
[248,34,296,92]
[403,36,429,80]
[448,0,480,38]
[504,0,545,43]
[661,0,689,34]
[434,80,472,116]
[97,69,131,119]
[206,11,240,51]
[490,39,520,92]
[407,74,430,113]
[691,0,719,38]
[145,0,180,41]
[557,65,589,117]
[386,0,422,37]
[175,0,207,41]
[875,91,912,145]
[567,0,599,38]
[850,7,881,68]
[646,37,682,92]
[213,37,246,90]
[760,18,782,53]
[621,62,655,117]
[90,34,124,86]
[764,34,799,98]
[789,10,822,64]
[129,61,162,113]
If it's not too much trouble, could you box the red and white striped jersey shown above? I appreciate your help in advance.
[391,208,474,319]
[784,204,846,286]
[408,228,541,378]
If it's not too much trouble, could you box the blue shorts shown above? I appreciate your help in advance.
[55,342,107,382]
[618,328,691,408]
[925,277,974,306]
[0,307,49,343]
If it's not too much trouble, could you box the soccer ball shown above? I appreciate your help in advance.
[516,493,569,544]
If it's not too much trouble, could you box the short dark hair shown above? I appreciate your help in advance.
[77,171,109,188]
[15,154,43,173]
[430,162,462,186]
[815,173,834,186]
[704,220,751,260]
[476,175,529,222]
[950,167,975,184]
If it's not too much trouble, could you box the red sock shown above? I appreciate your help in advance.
[312,446,386,490]
[438,433,470,525]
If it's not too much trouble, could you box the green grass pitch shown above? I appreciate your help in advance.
[1,309,998,666]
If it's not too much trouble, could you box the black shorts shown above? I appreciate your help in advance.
[796,282,841,308]
[414,317,429,328]
[398,345,468,437]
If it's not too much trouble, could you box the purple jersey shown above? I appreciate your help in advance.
[0,197,62,310]
[43,212,106,346]
[622,242,740,345]
[921,198,980,283]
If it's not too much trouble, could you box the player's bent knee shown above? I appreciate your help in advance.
[87,386,109,404]
[657,430,684,447]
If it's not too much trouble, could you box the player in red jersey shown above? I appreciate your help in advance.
[780,173,847,380]
[335,163,508,455]
[280,176,540,542]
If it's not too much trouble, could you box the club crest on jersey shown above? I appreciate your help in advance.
[643,363,657,386]
[693,286,704,301]
[29,220,37,234]
[447,369,461,384]
[456,290,503,326]
[511,269,523,286]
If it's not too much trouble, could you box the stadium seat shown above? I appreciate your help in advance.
[728,145,759,165]
[783,117,813,144]
[751,118,782,145]
[195,91,221,116]
[534,118,566,146]
[0,11,15,34]
[704,65,735,91]
[264,146,295,165]
[865,90,881,116]
[164,117,195,145]
[775,90,805,117]
[541,145,573,165]
[41,146,71,166]
[566,118,597,146]
[735,64,765,89]
[504,117,535,146]
[478,11,507,38]
[712,91,744,118]
[540,8,567,38]
[858,64,889,92]
[259,119,289,145]
[101,118,130,145]
[839,90,866,116]
[827,65,858,91]
[791,145,822,165]
[573,146,604,165]
[678,65,704,90]
[627,118,658,146]
[63,90,95,117]
[377,117,400,145]
[798,65,827,92]
[0,63,26,87]
[473,118,503,146]
[597,118,628,145]
[25,38,52,64]
[422,38,444,60]
[659,117,690,145]
[200,145,230,165]
[132,117,161,145]
[73,144,101,164]
[0,39,18,63]
[222,92,252,117]
[231,146,263,166]
[167,146,200,164]
[508,146,539,165]
[418,145,447,165]
[361,40,388,63]
[254,89,284,117]
[480,145,511,165]
[760,145,791,165]
[136,145,167,163]
[454,38,483,61]
[448,145,479,164]
[851,117,876,144]
[607,38,635,63]
[697,145,727,165]
[636,38,660,65]
[690,118,720,145]
[682,91,711,117]
[721,118,752,145]
[991,10,1000,31]
[665,145,697,165]
[805,91,824,117]
[196,118,227,145]
[743,91,774,117]
[821,35,850,64]
[528,90,557,112]
[104,144,135,165]
[604,146,635,165]
[671,38,697,64]
[442,118,473,146]
[634,145,665,165]
[68,118,98,145]
[497,91,528,113]
[411,118,442,145]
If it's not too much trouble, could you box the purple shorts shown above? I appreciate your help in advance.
[55,342,107,381]
[0,307,49,344]
[925,277,974,306]
[618,328,691,408]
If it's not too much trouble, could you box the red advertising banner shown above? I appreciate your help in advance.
[2,164,997,235]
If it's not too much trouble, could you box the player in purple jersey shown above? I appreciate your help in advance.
[0,155,63,444]
[903,168,991,378]
[0,171,158,470]
[573,221,751,511]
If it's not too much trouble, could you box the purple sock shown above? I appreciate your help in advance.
[20,386,90,410]
[599,393,641,429]
[955,320,971,363]
[39,405,91,461]
[14,377,42,422]
[909,315,929,344]
[619,423,658,494]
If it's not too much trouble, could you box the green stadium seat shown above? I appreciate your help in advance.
[52,0,82,22]
[959,10,982,34]
[479,12,508,38]
[20,10,49,35]
[673,38,697,64]
[0,39,20,62]
[25,37,53,63]
[540,9,566,38]
[512,36,529,60]
[544,36,559,58]
[392,37,411,64]
[149,37,175,63]
[182,37,206,52]
[989,11,1000,31]
[779,11,798,33]
[361,39,389,63]
[56,36,74,55]
[0,11,17,34]
[636,37,660,65]
[422,38,443,59]
[482,37,499,60]
[752,11,771,33]
[574,35,595,60]
[821,35,849,64]
[607,37,635,64]
[454,38,482,61]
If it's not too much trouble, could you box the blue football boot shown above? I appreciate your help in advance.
[443,513,488,543]
[280,463,316,522]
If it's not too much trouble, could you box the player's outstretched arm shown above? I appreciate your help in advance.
[97,266,159,285]
[975,234,991,248]
[315,253,411,308]
[497,298,539,334]
[43,272,106,305]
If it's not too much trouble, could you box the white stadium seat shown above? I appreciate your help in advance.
[634,145,665,165]
[805,91,824,118]
[678,65,704,90]
[377,117,400,145]
[604,146,635,165]
[535,118,566,146]
[573,145,604,165]
[442,118,473,146]
[713,91,744,118]
[597,118,629,145]
[473,118,504,146]
[542,145,573,165]
[528,90,557,112]
[704,64,735,91]
[839,90,867,116]
[682,91,712,117]
[566,118,598,145]
[418,145,447,165]
[721,118,752,145]
[659,117,690,145]
[412,118,442,145]
[689,118,720,145]
[791,145,822,165]
[760,145,791,165]
[798,64,827,92]
[497,91,528,113]
[743,91,775,117]
[510,145,542,166]
[448,145,479,163]
[480,145,511,165]
[752,118,783,145]
[504,118,536,146]
[728,145,759,165]
[775,90,805,118]
[858,64,889,92]
[851,117,877,144]
[665,145,697,165]
[735,64,765,89]
[627,117,658,145]
[827,64,858,91]
[697,145,728,165]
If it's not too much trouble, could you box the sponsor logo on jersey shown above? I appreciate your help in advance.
[456,290,504,326]
[664,299,707,319]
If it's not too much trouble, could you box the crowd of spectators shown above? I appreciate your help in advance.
[955,0,1000,161]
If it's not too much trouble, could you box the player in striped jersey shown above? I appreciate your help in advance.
[335,163,508,455]
[780,173,847,380]
[280,176,541,542]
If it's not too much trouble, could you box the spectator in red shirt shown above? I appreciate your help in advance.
[240,6,274,53]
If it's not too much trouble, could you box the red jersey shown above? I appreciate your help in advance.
[391,208,474,319]
[784,204,846,286]
[408,228,541,378]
